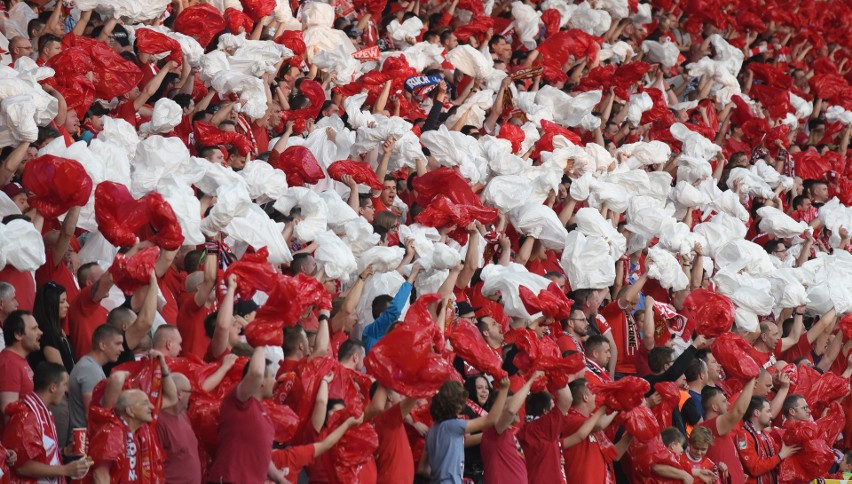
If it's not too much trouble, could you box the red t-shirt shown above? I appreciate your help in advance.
[207,388,275,484]
[748,340,783,370]
[271,444,315,479]
[0,267,35,312]
[562,410,613,483]
[480,425,527,484]
[176,293,213,360]
[0,350,33,435]
[780,333,812,364]
[34,249,80,308]
[111,100,140,129]
[516,408,566,484]
[556,332,583,355]
[157,269,182,326]
[373,404,414,484]
[155,411,202,484]
[600,301,638,375]
[700,416,745,484]
[68,284,109,360]
[681,452,717,475]
[524,252,563,277]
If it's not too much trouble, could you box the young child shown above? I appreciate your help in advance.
[682,426,726,483]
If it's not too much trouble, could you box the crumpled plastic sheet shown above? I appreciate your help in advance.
[0,219,46,271]
[561,231,616,290]
[480,263,553,319]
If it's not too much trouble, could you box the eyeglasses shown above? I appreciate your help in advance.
[567,317,587,322]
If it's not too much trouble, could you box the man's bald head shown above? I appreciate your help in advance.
[9,36,33,60]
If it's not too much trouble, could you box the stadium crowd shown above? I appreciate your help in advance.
[0,0,851,482]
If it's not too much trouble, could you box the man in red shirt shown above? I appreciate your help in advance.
[736,396,798,483]
[156,373,201,484]
[557,306,588,355]
[749,320,794,370]
[2,362,90,481]
[0,311,41,425]
[573,288,617,374]
[516,383,574,484]
[584,335,613,386]
[563,378,622,483]
[177,249,217,360]
[699,377,757,484]
[366,382,416,484]
[600,274,647,377]
[68,261,114,360]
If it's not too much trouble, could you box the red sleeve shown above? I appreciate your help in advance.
[561,412,585,435]
[437,12,451,27]
[4,410,45,464]
[526,407,564,441]
[272,445,315,476]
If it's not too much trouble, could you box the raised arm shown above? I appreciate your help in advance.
[466,377,509,434]
[210,275,237,359]
[496,371,542,433]
[125,272,158,351]
[717,377,757,435]
[236,346,267,402]
[562,406,607,448]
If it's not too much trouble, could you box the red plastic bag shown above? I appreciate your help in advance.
[453,17,493,43]
[818,400,845,448]
[246,275,302,347]
[415,195,474,229]
[532,120,582,160]
[146,194,184,250]
[412,167,498,224]
[174,4,226,48]
[448,320,508,380]
[540,9,561,37]
[651,381,681,429]
[711,333,760,382]
[279,80,326,135]
[748,63,793,90]
[261,400,300,444]
[840,313,852,340]
[780,420,836,482]
[793,150,833,181]
[94,183,161,248]
[270,146,325,186]
[750,84,792,120]
[456,0,484,15]
[364,294,456,398]
[224,7,254,34]
[135,28,183,66]
[535,30,600,83]
[519,283,574,322]
[240,0,276,21]
[534,352,585,394]
[640,88,675,125]
[680,289,735,338]
[109,246,159,295]
[498,123,525,154]
[328,160,383,190]
[629,434,679,475]
[224,247,279,300]
[22,154,93,218]
[804,372,850,416]
[293,273,332,311]
[622,405,660,442]
[321,407,379,484]
[593,376,651,411]
[194,122,252,156]
[61,34,143,102]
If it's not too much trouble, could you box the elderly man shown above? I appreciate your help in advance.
[0,282,19,350]
[156,373,201,484]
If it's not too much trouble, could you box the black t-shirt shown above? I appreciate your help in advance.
[28,326,75,373]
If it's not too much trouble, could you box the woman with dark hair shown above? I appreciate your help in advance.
[425,378,509,484]
[460,376,493,484]
[29,281,74,372]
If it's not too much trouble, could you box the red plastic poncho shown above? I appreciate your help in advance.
[518,283,574,322]
[448,320,508,380]
[750,84,793,120]
[135,28,183,66]
[651,381,681,429]
[279,80,325,134]
[622,405,660,442]
[224,7,254,34]
[415,195,475,229]
[293,273,332,311]
[328,160,384,190]
[593,376,651,411]
[261,400,300,444]
[21,155,93,218]
[532,120,582,160]
[109,246,159,295]
[453,17,493,43]
[804,372,850,416]
[224,247,279,300]
[780,420,837,482]
[320,408,379,484]
[173,4,226,48]
[793,150,833,181]
[270,146,325,186]
[840,313,852,340]
[711,333,760,381]
[497,123,525,154]
[680,289,735,338]
[412,167,498,223]
[60,34,143,103]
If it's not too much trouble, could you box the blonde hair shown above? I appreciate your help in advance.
[689,426,714,447]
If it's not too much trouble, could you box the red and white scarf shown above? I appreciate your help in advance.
[22,393,62,483]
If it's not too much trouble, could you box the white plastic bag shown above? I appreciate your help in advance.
[130,135,189,198]
[200,183,252,237]
[646,247,689,291]
[757,206,808,238]
[574,207,626,259]
[483,175,533,212]
[357,246,405,273]
[240,160,288,204]
[509,202,569,249]
[641,39,680,68]
[314,230,357,279]
[0,219,45,271]
[223,204,292,264]
[480,263,552,319]
[561,231,616,289]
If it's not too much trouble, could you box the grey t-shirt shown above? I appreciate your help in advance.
[425,419,467,484]
[68,355,106,431]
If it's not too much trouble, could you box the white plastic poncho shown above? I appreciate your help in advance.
[200,183,252,237]
[509,202,568,250]
[692,212,748,259]
[751,159,794,192]
[130,136,189,198]
[319,190,359,233]
[302,3,356,62]
[139,98,182,135]
[313,230,358,280]
[240,160,288,204]
[483,175,534,212]
[358,246,405,273]
[223,204,293,264]
[0,219,46,271]
[567,1,612,36]
[534,86,602,127]
[480,263,552,319]
[342,218,381,257]
[626,92,653,126]
[99,116,140,160]
[446,45,495,80]
[387,17,424,48]
[726,167,775,199]
[641,39,680,68]
[273,187,328,243]
[714,239,776,277]
[574,207,626,259]
[757,206,808,239]
[657,221,708,257]
[646,247,689,291]
[561,230,616,290]
[312,44,362,86]
[445,89,496,132]
[768,268,810,310]
[713,269,775,332]
[156,177,204,246]
[670,123,722,161]
[511,1,541,49]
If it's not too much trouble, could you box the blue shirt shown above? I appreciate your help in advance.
[362,282,413,353]
[426,419,467,484]
[688,389,704,419]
